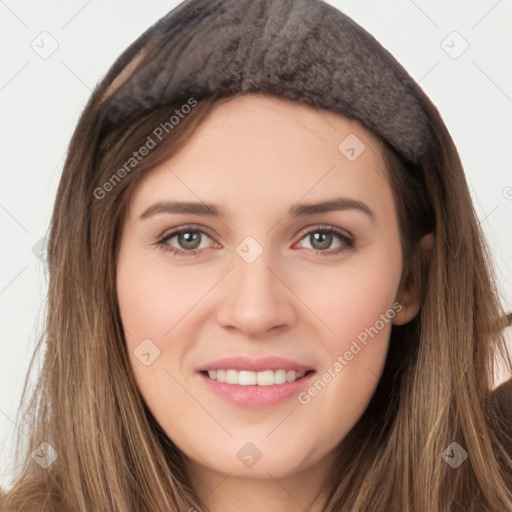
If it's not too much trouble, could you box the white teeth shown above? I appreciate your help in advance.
[238,370,257,385]
[225,369,238,385]
[207,369,307,385]
[274,369,287,384]
[257,370,274,386]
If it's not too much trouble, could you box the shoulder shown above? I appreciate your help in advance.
[492,378,512,416]
[491,377,512,451]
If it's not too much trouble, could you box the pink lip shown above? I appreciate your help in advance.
[198,371,316,408]
[197,356,313,373]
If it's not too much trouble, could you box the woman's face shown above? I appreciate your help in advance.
[117,94,407,482]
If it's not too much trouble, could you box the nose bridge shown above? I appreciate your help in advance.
[216,238,297,336]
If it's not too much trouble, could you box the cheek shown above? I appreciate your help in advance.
[116,254,208,428]
[117,252,211,344]
[116,249,199,388]
[294,241,402,422]
[303,242,402,355]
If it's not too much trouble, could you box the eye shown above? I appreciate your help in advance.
[155,224,355,258]
[155,225,218,257]
[295,224,354,256]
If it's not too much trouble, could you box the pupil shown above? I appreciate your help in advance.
[179,231,200,250]
[311,232,332,250]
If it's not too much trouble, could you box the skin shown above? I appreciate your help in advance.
[116,94,422,512]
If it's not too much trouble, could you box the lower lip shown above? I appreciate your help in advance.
[198,371,316,408]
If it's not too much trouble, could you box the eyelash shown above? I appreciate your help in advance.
[154,224,355,258]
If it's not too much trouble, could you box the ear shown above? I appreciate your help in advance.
[393,233,434,326]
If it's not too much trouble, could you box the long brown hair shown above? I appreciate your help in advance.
[2,15,512,512]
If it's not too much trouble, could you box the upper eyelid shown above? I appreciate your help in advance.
[295,223,353,240]
[159,223,216,240]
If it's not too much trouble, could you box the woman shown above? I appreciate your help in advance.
[2,0,511,510]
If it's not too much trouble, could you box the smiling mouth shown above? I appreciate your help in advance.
[201,369,315,386]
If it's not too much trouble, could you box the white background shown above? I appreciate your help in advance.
[1,0,511,488]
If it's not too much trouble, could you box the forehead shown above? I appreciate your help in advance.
[128,94,391,217]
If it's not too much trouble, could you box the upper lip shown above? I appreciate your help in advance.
[197,356,314,373]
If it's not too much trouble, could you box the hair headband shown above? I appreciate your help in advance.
[103,0,431,164]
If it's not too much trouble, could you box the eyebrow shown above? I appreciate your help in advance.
[138,198,374,221]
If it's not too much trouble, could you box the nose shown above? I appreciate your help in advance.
[216,249,298,338]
